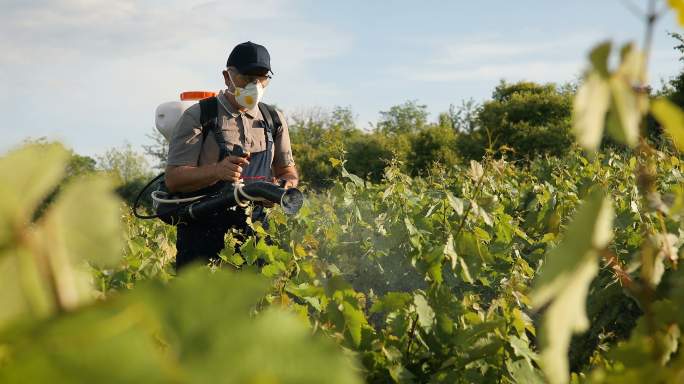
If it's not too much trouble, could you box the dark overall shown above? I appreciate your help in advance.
[174,97,280,270]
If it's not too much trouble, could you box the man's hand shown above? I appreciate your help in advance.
[272,165,299,190]
[280,179,297,189]
[214,155,250,183]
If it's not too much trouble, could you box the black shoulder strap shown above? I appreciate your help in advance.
[199,96,229,161]
[199,96,218,124]
[258,102,282,137]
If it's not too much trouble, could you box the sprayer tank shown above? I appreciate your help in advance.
[154,91,217,142]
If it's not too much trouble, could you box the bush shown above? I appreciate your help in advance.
[458,81,574,160]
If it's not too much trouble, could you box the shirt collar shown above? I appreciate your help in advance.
[217,90,258,118]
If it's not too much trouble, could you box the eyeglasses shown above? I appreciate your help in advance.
[237,72,272,86]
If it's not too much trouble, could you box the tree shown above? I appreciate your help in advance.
[438,99,481,134]
[376,100,429,135]
[409,124,459,175]
[97,142,151,184]
[142,128,168,171]
[663,32,684,108]
[66,153,96,175]
[345,133,394,182]
[289,106,363,188]
[97,142,152,204]
[457,81,573,160]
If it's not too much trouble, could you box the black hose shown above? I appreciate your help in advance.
[176,181,303,222]
[132,172,165,219]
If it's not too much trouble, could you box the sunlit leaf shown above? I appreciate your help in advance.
[0,143,69,243]
[341,166,365,188]
[607,76,640,147]
[572,72,610,152]
[340,301,365,347]
[370,292,412,314]
[507,359,545,384]
[531,189,613,384]
[469,160,484,181]
[446,192,464,215]
[607,44,646,147]
[45,176,123,268]
[414,293,435,330]
[444,234,458,271]
[651,98,684,152]
[670,0,684,26]
[509,335,539,366]
[589,41,612,78]
[1,268,363,384]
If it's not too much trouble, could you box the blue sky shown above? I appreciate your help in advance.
[0,0,682,157]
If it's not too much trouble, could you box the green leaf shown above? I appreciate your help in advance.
[473,227,491,242]
[531,189,613,384]
[389,364,416,383]
[589,41,612,78]
[341,166,365,188]
[423,246,444,284]
[444,234,458,271]
[340,301,366,347]
[605,44,645,147]
[469,160,484,181]
[670,0,684,26]
[413,293,435,330]
[607,75,640,147]
[0,248,53,329]
[509,335,538,365]
[446,192,464,215]
[46,175,123,268]
[0,143,69,243]
[31,176,123,311]
[458,257,474,283]
[651,98,684,152]
[507,359,545,384]
[240,238,291,266]
[454,320,505,346]
[572,71,610,152]
[1,268,364,384]
[370,292,413,314]
[404,217,422,251]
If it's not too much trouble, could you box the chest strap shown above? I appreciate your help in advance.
[199,96,229,162]
[198,97,283,163]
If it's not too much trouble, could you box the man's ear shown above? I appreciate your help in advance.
[222,69,231,87]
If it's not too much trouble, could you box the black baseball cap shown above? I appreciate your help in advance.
[227,41,273,75]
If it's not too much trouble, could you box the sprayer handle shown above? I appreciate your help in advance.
[229,144,250,159]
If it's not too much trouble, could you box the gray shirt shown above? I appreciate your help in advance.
[166,90,295,169]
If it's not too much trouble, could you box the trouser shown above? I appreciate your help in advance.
[174,207,267,271]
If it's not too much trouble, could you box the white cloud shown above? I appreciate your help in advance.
[392,33,609,84]
[406,60,584,83]
[0,0,352,155]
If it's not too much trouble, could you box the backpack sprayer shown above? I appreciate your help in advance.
[132,91,303,225]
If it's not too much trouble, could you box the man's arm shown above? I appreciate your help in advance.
[165,104,249,194]
[165,156,250,193]
[271,109,298,189]
[273,164,299,188]
[165,164,219,194]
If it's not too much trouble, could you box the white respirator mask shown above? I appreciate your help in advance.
[226,70,265,110]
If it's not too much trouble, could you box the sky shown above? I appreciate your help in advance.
[1,0,682,157]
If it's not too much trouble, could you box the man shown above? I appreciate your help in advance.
[165,41,299,270]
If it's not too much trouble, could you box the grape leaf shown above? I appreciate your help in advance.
[0,143,69,244]
[531,189,614,384]
[572,71,610,152]
[668,0,684,26]
[651,98,684,152]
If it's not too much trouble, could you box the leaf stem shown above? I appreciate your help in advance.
[405,313,419,359]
